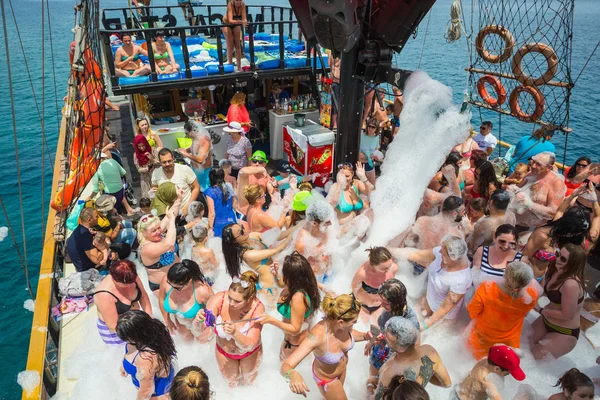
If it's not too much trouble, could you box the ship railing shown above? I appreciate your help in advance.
[101,4,296,35]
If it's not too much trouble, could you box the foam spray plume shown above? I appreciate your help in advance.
[367,71,471,246]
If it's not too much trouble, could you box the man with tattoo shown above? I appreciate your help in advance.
[451,345,525,400]
[369,317,451,399]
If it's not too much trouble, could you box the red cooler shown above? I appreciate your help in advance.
[283,121,335,187]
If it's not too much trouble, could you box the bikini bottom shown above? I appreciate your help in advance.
[362,304,381,313]
[543,315,580,339]
[148,279,161,291]
[311,361,341,393]
[216,343,261,360]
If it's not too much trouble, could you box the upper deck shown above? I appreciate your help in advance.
[100,3,328,95]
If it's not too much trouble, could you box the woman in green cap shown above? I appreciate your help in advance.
[151,182,178,218]
[285,191,313,229]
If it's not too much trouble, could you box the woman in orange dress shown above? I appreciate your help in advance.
[467,260,540,359]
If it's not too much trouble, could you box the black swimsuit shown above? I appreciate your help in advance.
[95,282,142,315]
[361,281,381,313]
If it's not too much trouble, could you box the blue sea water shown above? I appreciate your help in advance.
[0,0,598,397]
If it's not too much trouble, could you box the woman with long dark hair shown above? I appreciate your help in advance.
[257,251,321,362]
[204,168,236,238]
[197,271,264,386]
[221,222,295,304]
[549,368,594,400]
[365,279,420,391]
[464,160,499,202]
[428,151,463,194]
[117,310,176,399]
[158,260,214,342]
[564,156,592,197]
[382,375,430,400]
[531,243,586,359]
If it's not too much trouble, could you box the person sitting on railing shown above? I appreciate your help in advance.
[222,0,247,71]
[151,30,180,75]
[114,33,150,78]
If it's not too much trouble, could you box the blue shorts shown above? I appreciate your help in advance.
[195,167,211,191]
[369,341,391,370]
[362,162,374,172]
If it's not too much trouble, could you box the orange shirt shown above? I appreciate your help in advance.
[467,281,538,359]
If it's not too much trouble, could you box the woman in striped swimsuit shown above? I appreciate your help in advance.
[472,224,523,288]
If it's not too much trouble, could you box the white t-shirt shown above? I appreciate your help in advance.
[473,133,498,153]
[152,163,197,208]
[426,247,472,320]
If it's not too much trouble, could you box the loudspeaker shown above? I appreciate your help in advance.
[370,0,437,49]
[307,0,362,53]
[288,0,317,44]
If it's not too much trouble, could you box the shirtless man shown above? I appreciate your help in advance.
[451,345,525,400]
[510,152,566,231]
[467,189,516,257]
[294,200,334,283]
[394,195,465,253]
[179,120,213,191]
[369,316,451,399]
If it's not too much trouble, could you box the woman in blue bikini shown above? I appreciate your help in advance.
[117,310,176,400]
[281,293,371,399]
[138,202,180,293]
[158,260,214,342]
[221,222,296,307]
[257,251,321,362]
[327,162,372,224]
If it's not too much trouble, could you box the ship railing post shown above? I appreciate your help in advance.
[143,29,158,82]
[278,22,284,69]
[179,28,192,79]
[216,26,224,75]
[248,24,256,71]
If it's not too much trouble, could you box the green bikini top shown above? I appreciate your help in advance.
[277,292,312,320]
[154,51,169,60]
[121,54,140,61]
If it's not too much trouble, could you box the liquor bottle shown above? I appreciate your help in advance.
[288,101,293,113]
[293,101,298,112]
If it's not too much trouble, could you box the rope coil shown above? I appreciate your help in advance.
[445,0,462,43]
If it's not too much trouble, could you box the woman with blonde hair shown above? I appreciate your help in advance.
[138,202,180,292]
[453,127,479,169]
[197,271,264,386]
[227,92,252,133]
[170,366,211,400]
[281,293,371,399]
[135,116,163,155]
[244,184,286,233]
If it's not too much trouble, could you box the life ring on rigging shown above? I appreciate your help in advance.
[509,85,545,123]
[51,156,100,211]
[475,25,515,64]
[477,75,507,106]
[511,43,558,86]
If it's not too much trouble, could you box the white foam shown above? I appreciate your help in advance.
[23,299,35,312]
[0,226,8,241]
[17,370,40,396]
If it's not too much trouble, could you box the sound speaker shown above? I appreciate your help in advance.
[306,0,362,53]
[370,0,437,49]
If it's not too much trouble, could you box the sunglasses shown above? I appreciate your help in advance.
[338,293,358,319]
[167,281,186,291]
[498,239,517,249]
[576,163,589,168]
[140,214,155,223]
[367,125,377,129]
[337,162,354,170]
[555,250,568,263]
[251,159,266,164]
[234,224,246,239]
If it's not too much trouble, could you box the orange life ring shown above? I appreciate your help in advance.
[511,43,558,86]
[51,156,99,211]
[477,75,507,106]
[509,85,545,123]
[475,25,515,63]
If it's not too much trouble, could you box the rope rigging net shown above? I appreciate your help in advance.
[467,0,575,133]
[53,0,106,224]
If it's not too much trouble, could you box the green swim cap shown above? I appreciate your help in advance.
[292,191,312,212]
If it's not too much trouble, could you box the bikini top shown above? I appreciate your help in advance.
[277,292,312,320]
[154,50,169,59]
[480,246,523,277]
[248,210,269,234]
[121,54,140,61]
[361,281,379,295]
[544,275,584,305]
[95,283,142,315]
[314,324,355,365]
[163,281,205,319]
[213,293,262,339]
[247,238,269,267]
[122,346,174,396]
[336,185,364,214]
[141,239,179,270]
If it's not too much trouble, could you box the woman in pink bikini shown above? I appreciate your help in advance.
[281,293,371,399]
[197,271,264,386]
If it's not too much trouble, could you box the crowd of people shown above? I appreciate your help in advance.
[64,84,600,400]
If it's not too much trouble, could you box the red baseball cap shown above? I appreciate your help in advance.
[488,345,526,381]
